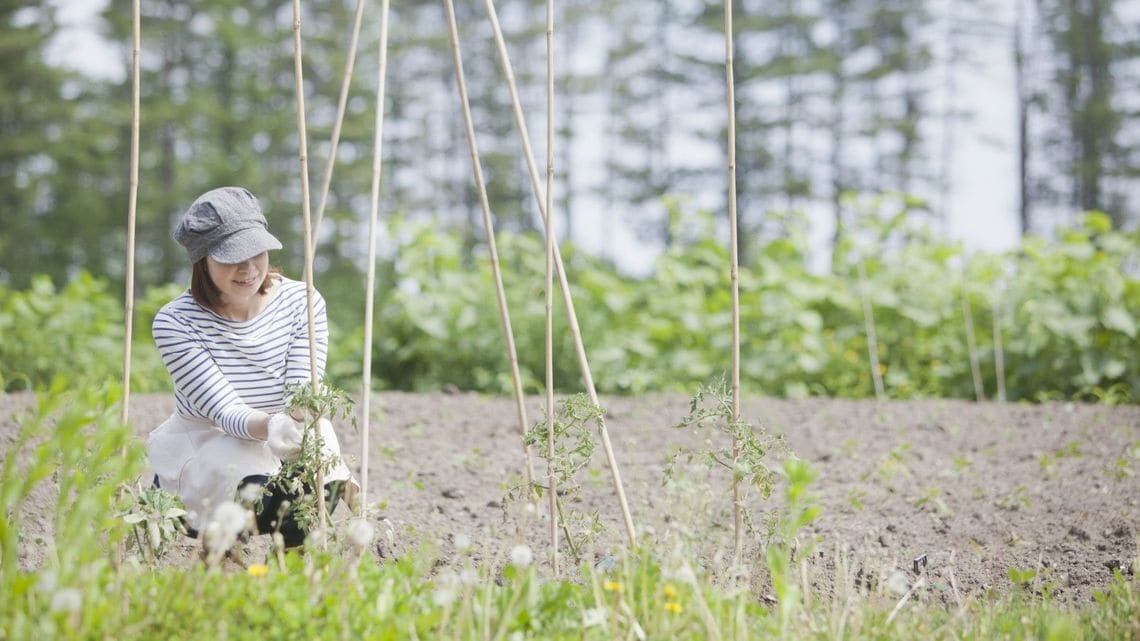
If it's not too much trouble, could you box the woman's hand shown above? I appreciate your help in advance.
[267,413,304,461]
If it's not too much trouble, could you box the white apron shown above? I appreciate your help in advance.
[146,414,352,531]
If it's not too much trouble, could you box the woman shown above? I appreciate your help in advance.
[146,186,356,548]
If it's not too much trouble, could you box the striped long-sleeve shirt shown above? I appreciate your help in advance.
[152,276,328,439]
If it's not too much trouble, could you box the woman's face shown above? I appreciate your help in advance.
[205,252,269,307]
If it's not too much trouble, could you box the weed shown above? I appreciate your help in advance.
[121,484,187,561]
[521,393,607,562]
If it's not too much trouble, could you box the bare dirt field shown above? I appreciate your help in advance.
[9,391,1139,607]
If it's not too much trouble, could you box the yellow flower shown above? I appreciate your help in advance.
[664,601,683,614]
[662,583,677,599]
[603,580,623,593]
[844,349,858,363]
[247,564,269,578]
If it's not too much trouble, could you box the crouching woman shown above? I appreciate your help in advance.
[146,186,357,548]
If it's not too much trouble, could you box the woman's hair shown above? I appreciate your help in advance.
[190,258,277,311]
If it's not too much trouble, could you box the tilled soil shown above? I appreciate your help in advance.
[8,391,1139,606]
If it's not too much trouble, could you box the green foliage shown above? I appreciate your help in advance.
[523,394,607,561]
[3,209,1138,403]
[1,381,145,636]
[120,485,187,562]
[0,273,169,393]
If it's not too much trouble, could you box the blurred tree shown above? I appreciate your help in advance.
[1035,0,1138,230]
[0,2,74,287]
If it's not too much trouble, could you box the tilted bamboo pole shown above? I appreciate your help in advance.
[360,0,392,516]
[544,0,559,577]
[439,0,536,494]
[482,0,637,547]
[723,0,744,564]
[312,0,367,244]
[121,0,141,426]
[291,0,326,544]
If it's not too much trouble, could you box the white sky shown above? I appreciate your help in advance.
[49,0,1024,275]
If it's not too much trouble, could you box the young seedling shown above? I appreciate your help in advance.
[121,483,187,562]
[664,380,785,562]
[263,380,357,540]
[521,394,606,563]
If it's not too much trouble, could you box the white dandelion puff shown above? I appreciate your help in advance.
[452,533,471,552]
[50,588,82,614]
[509,544,533,568]
[346,519,374,550]
[581,607,606,628]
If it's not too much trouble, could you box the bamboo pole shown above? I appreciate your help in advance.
[723,0,744,564]
[121,0,140,426]
[312,0,367,244]
[440,0,536,490]
[961,276,985,402]
[360,0,392,516]
[544,0,559,577]
[857,258,885,401]
[291,0,326,545]
[992,292,1006,402]
[482,0,637,547]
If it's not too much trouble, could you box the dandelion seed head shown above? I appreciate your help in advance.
[432,585,456,607]
[460,568,479,585]
[581,607,606,628]
[509,544,533,568]
[452,533,471,552]
[237,483,264,505]
[508,632,524,641]
[346,519,375,549]
[50,588,82,614]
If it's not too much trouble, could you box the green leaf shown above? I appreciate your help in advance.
[1102,307,1137,338]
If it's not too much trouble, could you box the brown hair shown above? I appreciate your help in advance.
[189,258,277,312]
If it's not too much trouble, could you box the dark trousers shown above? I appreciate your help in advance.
[238,474,344,548]
[155,474,343,548]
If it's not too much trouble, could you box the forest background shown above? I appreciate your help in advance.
[1,0,1138,402]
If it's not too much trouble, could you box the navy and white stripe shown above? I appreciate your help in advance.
[153,277,328,440]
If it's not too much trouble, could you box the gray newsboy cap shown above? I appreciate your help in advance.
[174,186,283,263]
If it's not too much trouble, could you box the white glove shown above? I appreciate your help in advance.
[267,413,304,462]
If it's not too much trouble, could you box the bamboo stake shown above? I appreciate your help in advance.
[544,0,559,577]
[482,0,637,547]
[115,0,141,574]
[961,276,985,402]
[856,258,885,400]
[125,3,142,430]
[992,288,1007,402]
[723,0,744,565]
[312,0,367,244]
[360,0,392,516]
[291,0,326,545]
[121,0,141,427]
[440,0,535,496]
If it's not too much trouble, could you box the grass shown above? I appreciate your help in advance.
[3,383,1138,640]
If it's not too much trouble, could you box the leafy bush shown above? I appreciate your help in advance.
[0,274,173,393]
[2,209,1136,402]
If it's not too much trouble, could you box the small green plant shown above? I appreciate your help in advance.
[521,393,606,562]
[263,380,357,536]
[664,379,785,535]
[997,483,1032,511]
[121,484,187,562]
[911,485,953,517]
